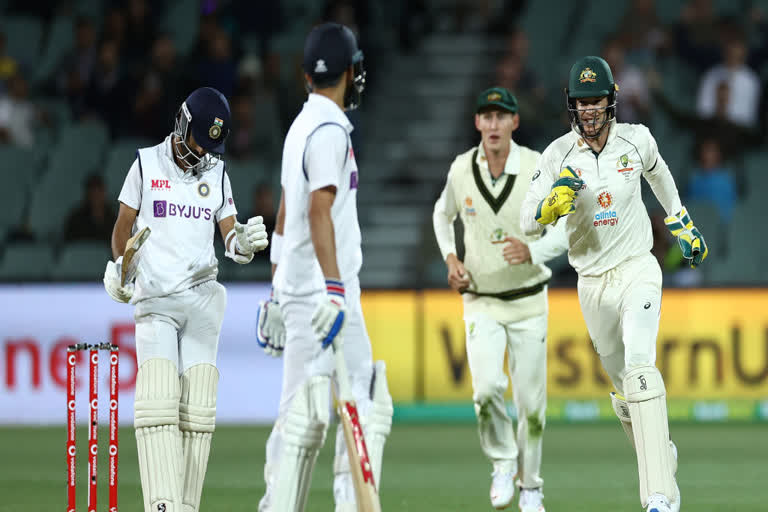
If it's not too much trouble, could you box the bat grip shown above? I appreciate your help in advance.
[332,341,353,402]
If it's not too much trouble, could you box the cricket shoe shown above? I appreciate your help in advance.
[646,493,672,512]
[646,441,680,512]
[490,460,516,509]
[670,441,680,512]
[518,487,545,512]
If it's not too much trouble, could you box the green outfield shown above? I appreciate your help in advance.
[1,422,765,511]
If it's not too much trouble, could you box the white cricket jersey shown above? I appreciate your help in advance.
[118,135,237,302]
[520,121,683,276]
[274,93,362,296]
[433,140,568,323]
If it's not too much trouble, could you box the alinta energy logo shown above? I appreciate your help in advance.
[594,191,619,227]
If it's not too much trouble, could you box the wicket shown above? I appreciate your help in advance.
[67,343,119,512]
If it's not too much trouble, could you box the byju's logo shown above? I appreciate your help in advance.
[350,171,358,190]
[153,200,167,217]
[154,201,212,220]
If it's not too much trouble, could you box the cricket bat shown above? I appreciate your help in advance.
[333,342,382,512]
[120,226,151,286]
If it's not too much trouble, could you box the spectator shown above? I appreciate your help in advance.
[232,55,281,158]
[130,35,180,140]
[195,28,237,98]
[56,17,97,115]
[616,0,664,62]
[697,36,761,129]
[673,0,722,73]
[685,138,737,223]
[603,37,650,123]
[0,33,18,93]
[122,0,156,72]
[103,7,128,55]
[649,71,762,159]
[63,174,116,245]
[0,74,40,147]
[83,40,131,137]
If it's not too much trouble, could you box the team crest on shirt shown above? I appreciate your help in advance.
[464,196,476,216]
[197,182,210,197]
[617,153,634,181]
[490,228,509,244]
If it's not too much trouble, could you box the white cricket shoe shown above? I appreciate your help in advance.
[646,493,672,512]
[646,441,680,512]
[670,441,680,512]
[518,487,545,512]
[490,460,516,509]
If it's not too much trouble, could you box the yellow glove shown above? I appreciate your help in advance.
[664,206,708,268]
[535,167,584,225]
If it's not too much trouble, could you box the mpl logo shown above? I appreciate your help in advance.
[151,179,171,190]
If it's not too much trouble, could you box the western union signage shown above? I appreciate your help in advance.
[363,289,768,401]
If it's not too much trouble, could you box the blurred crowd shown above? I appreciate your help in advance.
[1,0,767,285]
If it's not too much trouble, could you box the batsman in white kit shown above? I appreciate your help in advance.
[520,56,709,512]
[433,87,567,512]
[255,23,392,512]
[103,87,269,512]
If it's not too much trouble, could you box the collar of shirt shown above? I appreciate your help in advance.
[306,93,354,133]
[476,139,520,178]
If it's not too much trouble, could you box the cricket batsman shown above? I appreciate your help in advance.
[521,56,708,512]
[433,87,567,511]
[256,23,393,512]
[103,86,269,511]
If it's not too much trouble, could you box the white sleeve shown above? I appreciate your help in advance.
[432,169,460,261]
[215,170,238,222]
[117,157,142,210]
[640,126,682,217]
[520,149,558,236]
[528,218,568,265]
[304,124,347,192]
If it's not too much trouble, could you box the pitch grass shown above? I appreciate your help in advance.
[1,422,765,511]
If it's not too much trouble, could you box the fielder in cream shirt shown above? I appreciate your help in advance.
[520,57,709,512]
[433,87,567,512]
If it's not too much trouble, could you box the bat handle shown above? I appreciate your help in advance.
[332,340,353,402]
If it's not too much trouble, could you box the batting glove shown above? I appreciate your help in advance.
[312,279,347,349]
[235,216,269,255]
[256,293,285,357]
[664,206,708,268]
[535,166,583,225]
[103,257,134,303]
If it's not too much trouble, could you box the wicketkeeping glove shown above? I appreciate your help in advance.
[256,294,285,357]
[312,279,347,349]
[664,206,708,268]
[535,166,584,225]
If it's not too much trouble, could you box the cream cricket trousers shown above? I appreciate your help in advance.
[465,308,548,489]
[577,253,663,394]
[133,279,227,371]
